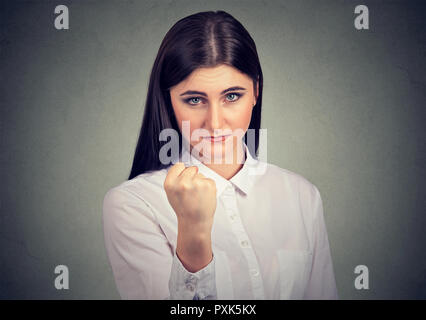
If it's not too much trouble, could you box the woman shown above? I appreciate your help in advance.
[103,10,338,300]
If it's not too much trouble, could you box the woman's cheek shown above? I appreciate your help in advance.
[233,104,253,130]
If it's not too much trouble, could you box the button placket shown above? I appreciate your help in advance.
[185,274,198,292]
[223,187,242,225]
[185,282,195,292]
[221,186,265,299]
[250,268,260,277]
[240,239,250,248]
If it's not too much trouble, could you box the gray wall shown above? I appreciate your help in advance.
[1,0,425,299]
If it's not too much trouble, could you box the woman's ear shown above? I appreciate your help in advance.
[253,80,259,106]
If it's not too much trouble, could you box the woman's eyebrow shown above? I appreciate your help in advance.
[179,86,247,97]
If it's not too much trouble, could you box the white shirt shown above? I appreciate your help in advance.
[102,142,338,300]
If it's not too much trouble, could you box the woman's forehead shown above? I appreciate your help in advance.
[173,65,253,93]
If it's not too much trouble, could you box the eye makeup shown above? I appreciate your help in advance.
[182,92,245,106]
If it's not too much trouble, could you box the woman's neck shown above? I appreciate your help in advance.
[205,161,244,180]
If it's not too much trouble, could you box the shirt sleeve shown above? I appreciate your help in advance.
[102,186,217,300]
[303,186,339,300]
[169,249,217,300]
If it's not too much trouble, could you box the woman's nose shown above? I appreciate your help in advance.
[206,102,223,131]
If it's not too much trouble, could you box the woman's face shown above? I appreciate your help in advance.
[169,64,258,163]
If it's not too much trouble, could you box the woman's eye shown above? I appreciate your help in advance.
[185,93,242,105]
[225,93,241,102]
[186,97,202,105]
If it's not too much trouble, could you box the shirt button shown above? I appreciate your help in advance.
[229,214,236,221]
[186,275,197,284]
[250,268,260,276]
[240,240,249,248]
[186,283,195,292]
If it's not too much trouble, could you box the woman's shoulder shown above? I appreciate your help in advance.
[261,163,323,222]
[103,168,169,206]
[263,162,321,199]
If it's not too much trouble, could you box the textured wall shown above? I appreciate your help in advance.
[1,0,425,299]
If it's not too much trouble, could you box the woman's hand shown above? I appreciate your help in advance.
[164,162,217,272]
[164,162,217,233]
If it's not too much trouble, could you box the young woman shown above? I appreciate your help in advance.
[103,10,338,300]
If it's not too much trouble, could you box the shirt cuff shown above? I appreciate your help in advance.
[168,249,217,300]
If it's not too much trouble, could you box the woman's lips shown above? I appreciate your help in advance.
[202,134,232,143]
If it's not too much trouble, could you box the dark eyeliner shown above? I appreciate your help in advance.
[183,97,203,105]
[183,92,244,105]
[226,92,243,101]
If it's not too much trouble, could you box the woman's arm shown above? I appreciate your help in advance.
[102,186,217,299]
[303,185,339,299]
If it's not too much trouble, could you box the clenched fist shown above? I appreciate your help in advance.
[164,162,217,232]
[164,162,217,272]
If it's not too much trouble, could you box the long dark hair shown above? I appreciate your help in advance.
[128,10,263,180]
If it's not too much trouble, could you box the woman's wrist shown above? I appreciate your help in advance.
[176,231,213,273]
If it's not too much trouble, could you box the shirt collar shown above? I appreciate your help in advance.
[177,140,260,198]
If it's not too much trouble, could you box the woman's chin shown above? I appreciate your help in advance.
[201,148,239,165]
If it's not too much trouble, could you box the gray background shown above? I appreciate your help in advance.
[1,0,425,299]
